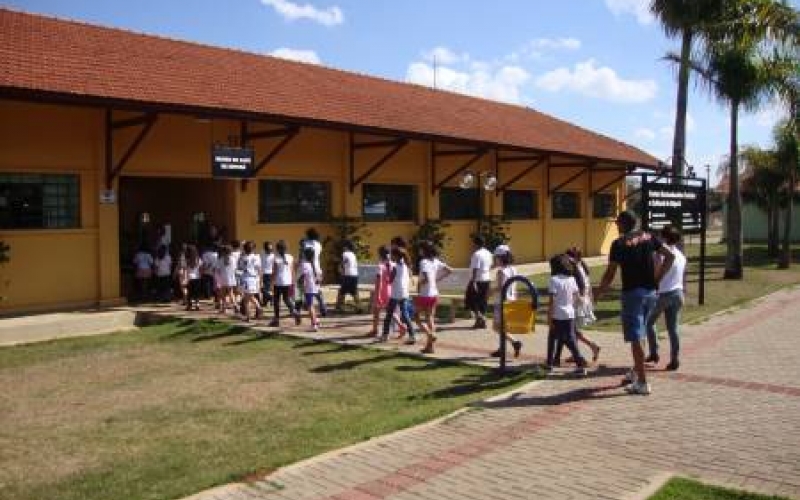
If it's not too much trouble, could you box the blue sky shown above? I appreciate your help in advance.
[4,0,796,183]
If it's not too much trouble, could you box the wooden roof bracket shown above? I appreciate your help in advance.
[105,109,158,189]
[430,144,488,195]
[548,162,592,196]
[240,122,300,176]
[495,155,548,196]
[591,166,634,197]
[349,132,409,193]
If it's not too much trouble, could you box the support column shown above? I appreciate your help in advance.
[97,177,123,307]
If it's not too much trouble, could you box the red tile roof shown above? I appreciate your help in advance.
[0,8,658,167]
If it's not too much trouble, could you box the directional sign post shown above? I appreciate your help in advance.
[640,173,708,305]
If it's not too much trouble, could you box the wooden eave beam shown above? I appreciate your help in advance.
[349,135,409,193]
[591,168,633,197]
[105,110,158,189]
[431,146,488,195]
[251,126,300,176]
[495,155,548,196]
[548,165,591,196]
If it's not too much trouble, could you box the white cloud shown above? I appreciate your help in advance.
[605,0,653,25]
[530,37,582,51]
[635,128,656,141]
[534,59,657,103]
[422,46,469,65]
[260,0,343,26]
[506,37,582,62]
[406,59,530,104]
[270,48,321,64]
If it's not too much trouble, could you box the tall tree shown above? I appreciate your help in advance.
[685,0,798,279]
[650,0,723,177]
[776,119,800,268]
[740,145,783,255]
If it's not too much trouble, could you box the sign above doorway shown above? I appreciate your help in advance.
[211,145,254,178]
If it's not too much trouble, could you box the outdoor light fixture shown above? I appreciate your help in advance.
[459,170,497,191]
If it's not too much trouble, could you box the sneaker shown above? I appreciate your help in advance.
[625,381,652,395]
[622,369,637,386]
[572,367,588,377]
[665,359,680,371]
[511,340,523,358]
[377,334,388,343]
[268,319,279,327]
[645,353,660,364]
[404,336,417,345]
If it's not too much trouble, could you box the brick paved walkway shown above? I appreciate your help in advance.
[163,286,800,500]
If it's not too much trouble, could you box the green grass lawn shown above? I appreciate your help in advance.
[0,319,535,500]
[528,243,800,331]
[649,477,795,500]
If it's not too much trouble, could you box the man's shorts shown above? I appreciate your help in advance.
[620,288,657,342]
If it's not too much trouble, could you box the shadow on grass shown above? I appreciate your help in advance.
[416,371,534,400]
[309,352,399,373]
[191,325,251,342]
[224,331,278,346]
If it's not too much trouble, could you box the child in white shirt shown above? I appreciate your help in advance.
[547,254,588,374]
[300,246,322,332]
[380,246,415,344]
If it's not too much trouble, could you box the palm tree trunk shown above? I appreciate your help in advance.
[725,101,743,279]
[768,205,778,257]
[671,30,693,179]
[779,172,795,268]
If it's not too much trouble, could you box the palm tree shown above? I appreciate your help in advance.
[775,119,800,268]
[650,0,723,177]
[741,145,784,255]
[684,0,798,279]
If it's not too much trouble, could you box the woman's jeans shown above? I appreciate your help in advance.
[382,298,414,339]
[646,289,684,360]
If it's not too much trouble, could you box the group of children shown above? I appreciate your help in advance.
[133,227,606,371]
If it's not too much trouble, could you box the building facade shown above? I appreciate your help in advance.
[0,8,657,314]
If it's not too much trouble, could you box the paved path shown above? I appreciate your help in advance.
[163,285,800,500]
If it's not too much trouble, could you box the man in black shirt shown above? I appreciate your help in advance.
[598,211,674,395]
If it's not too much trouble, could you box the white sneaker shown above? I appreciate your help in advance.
[625,381,651,395]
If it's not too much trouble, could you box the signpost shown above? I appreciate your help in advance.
[211,145,254,179]
[640,173,708,305]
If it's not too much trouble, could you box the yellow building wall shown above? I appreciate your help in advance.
[0,100,109,313]
[0,99,627,313]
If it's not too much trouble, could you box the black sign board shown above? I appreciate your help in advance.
[638,173,708,305]
[643,182,705,234]
[211,145,254,178]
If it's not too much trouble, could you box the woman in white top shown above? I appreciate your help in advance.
[200,245,219,307]
[239,241,263,322]
[269,240,300,327]
[300,246,322,332]
[490,247,524,358]
[380,246,415,344]
[646,225,686,371]
[414,240,452,354]
[336,240,361,312]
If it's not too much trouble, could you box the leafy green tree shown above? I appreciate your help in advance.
[682,0,798,279]
[775,119,800,267]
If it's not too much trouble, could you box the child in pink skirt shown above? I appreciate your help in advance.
[368,245,393,337]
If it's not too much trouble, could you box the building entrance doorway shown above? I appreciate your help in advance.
[118,176,236,297]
